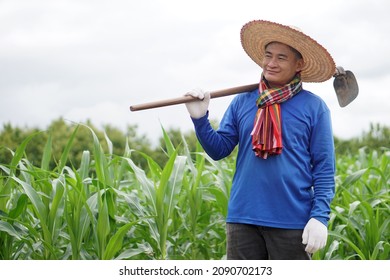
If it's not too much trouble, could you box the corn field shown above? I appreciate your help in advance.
[0,125,389,260]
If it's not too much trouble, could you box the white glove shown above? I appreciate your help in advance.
[184,88,210,119]
[302,218,328,254]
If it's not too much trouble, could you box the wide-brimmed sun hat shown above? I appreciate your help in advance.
[241,20,336,83]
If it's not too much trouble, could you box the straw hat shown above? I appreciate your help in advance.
[240,20,336,83]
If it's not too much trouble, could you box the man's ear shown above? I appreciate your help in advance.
[297,59,304,72]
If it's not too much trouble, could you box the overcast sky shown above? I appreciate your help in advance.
[1,0,389,146]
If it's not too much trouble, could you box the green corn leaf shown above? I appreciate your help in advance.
[58,125,80,172]
[123,157,156,210]
[155,151,186,259]
[103,130,113,157]
[41,132,52,171]
[97,193,111,258]
[103,221,138,260]
[156,150,178,218]
[342,168,368,187]
[11,176,53,258]
[378,242,390,260]
[324,240,340,260]
[0,220,23,240]
[371,241,385,260]
[10,131,41,176]
[104,189,116,220]
[48,177,65,237]
[12,177,48,224]
[328,231,366,260]
[78,150,91,182]
[160,124,175,157]
[115,246,151,260]
[9,193,28,219]
[84,124,111,187]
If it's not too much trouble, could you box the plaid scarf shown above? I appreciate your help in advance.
[251,73,302,159]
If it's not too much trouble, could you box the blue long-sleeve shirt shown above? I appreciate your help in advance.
[191,88,335,229]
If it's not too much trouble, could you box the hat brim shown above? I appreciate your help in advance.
[241,20,335,83]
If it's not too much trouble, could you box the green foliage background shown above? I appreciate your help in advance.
[0,120,389,260]
[1,118,389,169]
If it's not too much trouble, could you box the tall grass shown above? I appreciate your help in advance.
[0,125,389,259]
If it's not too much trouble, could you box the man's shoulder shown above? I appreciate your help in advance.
[296,89,329,107]
[284,89,330,115]
[232,89,258,103]
[299,89,322,100]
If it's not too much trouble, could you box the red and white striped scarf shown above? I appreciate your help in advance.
[251,73,302,159]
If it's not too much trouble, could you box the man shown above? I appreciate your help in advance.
[185,20,336,260]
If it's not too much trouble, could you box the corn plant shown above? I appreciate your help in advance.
[0,125,144,259]
[1,124,389,260]
[119,127,227,259]
[316,148,390,260]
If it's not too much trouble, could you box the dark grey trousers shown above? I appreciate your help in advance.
[226,223,311,260]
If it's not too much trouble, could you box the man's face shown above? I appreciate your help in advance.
[262,42,304,87]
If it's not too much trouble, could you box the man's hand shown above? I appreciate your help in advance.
[302,218,328,254]
[185,88,210,119]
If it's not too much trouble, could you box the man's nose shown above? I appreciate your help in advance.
[267,58,278,67]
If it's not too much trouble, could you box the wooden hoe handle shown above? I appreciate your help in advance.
[129,83,259,112]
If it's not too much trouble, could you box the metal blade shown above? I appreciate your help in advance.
[333,70,359,107]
